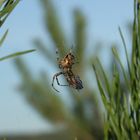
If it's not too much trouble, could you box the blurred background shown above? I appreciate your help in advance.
[0,0,133,139]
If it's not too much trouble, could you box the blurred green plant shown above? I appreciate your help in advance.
[0,0,35,61]
[14,0,140,140]
[14,0,103,140]
[93,0,140,139]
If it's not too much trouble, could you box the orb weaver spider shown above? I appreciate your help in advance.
[52,49,83,92]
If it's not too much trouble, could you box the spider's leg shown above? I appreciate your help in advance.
[56,74,69,86]
[52,72,63,92]
[52,72,61,92]
[56,49,60,62]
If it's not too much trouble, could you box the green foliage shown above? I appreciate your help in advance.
[14,0,103,140]
[0,49,35,61]
[14,0,140,140]
[0,29,8,46]
[0,0,19,27]
[93,0,140,139]
[0,0,35,61]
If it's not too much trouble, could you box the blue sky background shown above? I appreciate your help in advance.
[0,0,133,134]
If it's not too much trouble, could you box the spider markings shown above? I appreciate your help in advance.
[52,49,83,92]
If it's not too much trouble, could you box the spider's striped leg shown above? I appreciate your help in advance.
[52,72,68,92]
[52,72,63,92]
[56,72,69,86]
[56,74,69,87]
[56,49,60,62]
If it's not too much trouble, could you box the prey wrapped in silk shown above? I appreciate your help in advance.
[68,75,83,90]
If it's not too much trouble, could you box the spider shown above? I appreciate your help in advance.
[52,49,83,92]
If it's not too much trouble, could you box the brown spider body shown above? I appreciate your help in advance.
[58,52,75,69]
[52,49,83,92]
